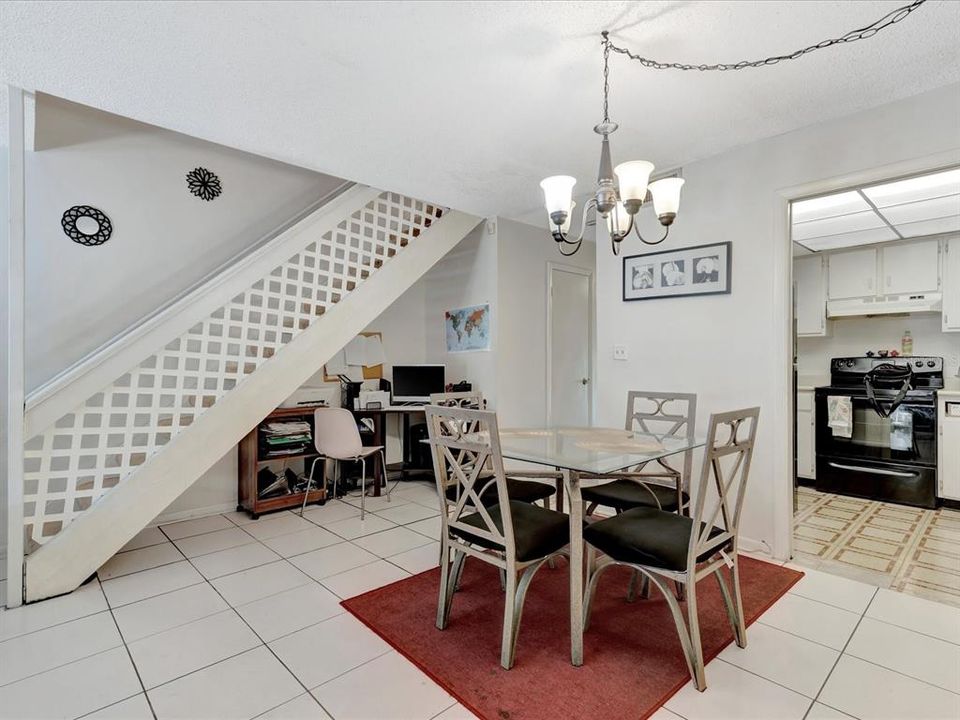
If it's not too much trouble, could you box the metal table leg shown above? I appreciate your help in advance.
[565,468,584,666]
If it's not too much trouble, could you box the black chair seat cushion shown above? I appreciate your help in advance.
[452,500,570,562]
[583,506,726,572]
[581,479,688,512]
[445,477,555,505]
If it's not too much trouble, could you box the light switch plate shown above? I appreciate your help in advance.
[613,345,628,361]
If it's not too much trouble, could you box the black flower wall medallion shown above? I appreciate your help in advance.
[61,205,113,246]
[186,167,222,201]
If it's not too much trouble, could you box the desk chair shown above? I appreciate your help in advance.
[301,407,389,520]
[429,392,558,508]
[426,404,570,669]
[582,407,759,691]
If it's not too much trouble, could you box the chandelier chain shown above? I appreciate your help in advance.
[603,0,926,72]
[602,36,611,122]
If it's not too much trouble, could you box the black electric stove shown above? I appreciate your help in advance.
[814,356,942,508]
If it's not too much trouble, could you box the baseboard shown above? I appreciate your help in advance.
[739,535,778,561]
[150,503,238,528]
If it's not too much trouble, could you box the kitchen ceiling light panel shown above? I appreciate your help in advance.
[875,193,960,226]
[890,215,960,239]
[791,191,870,224]
[799,226,898,252]
[863,168,960,208]
[792,209,887,242]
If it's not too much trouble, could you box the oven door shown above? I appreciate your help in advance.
[815,456,936,508]
[815,390,937,467]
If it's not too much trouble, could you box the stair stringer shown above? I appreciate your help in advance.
[23,210,481,602]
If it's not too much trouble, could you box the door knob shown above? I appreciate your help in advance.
[580,378,590,385]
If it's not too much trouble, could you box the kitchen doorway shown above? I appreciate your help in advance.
[786,164,960,608]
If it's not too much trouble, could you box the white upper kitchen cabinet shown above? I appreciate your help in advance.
[794,255,830,336]
[828,247,878,300]
[944,236,960,332]
[880,238,941,295]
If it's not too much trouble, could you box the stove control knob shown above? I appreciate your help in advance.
[846,360,855,367]
[928,360,936,368]
[915,360,924,368]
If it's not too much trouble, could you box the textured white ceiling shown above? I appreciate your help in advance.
[1,1,959,221]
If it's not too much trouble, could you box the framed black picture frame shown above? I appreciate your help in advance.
[622,241,732,302]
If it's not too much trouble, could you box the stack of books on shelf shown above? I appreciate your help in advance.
[260,420,313,459]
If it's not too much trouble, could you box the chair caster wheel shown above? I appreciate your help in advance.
[250,513,260,520]
[236,505,244,513]
[317,499,327,506]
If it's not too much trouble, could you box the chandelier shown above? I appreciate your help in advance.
[539,0,928,257]
[540,33,681,257]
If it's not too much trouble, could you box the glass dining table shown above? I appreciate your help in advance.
[496,426,705,667]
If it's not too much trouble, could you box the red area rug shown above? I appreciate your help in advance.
[342,556,802,720]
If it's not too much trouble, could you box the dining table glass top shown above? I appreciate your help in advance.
[495,426,705,475]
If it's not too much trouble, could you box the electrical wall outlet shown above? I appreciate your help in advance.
[613,344,628,361]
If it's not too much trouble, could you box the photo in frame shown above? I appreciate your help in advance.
[622,241,731,301]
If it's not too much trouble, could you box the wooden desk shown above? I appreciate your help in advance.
[352,406,428,494]
[237,406,327,518]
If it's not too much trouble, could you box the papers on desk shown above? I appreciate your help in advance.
[326,335,386,381]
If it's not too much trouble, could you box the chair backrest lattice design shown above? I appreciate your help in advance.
[625,391,697,486]
[424,405,515,558]
[687,407,760,567]
[22,192,444,546]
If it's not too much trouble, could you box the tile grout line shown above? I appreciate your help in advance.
[803,585,879,718]
[101,577,160,720]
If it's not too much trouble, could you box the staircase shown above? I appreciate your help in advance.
[19,186,479,602]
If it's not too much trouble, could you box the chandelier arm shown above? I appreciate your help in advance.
[604,0,926,72]
[551,197,599,249]
[558,238,583,257]
[632,222,671,246]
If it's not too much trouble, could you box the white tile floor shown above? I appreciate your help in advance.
[1,480,959,719]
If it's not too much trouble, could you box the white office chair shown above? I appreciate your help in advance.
[301,407,389,520]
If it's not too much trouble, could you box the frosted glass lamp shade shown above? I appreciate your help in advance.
[606,201,631,237]
[540,175,577,221]
[614,161,655,205]
[649,177,685,217]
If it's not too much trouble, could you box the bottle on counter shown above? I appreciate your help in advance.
[902,330,913,356]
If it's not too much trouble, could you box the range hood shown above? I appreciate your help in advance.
[827,293,943,318]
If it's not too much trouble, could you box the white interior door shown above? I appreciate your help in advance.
[548,265,592,426]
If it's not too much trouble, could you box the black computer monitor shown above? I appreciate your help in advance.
[392,365,446,403]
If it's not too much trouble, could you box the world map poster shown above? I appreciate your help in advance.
[444,303,491,352]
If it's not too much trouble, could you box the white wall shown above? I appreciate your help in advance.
[595,83,960,556]
[0,143,8,583]
[798,314,960,378]
[423,223,499,404]
[496,217,595,427]
[25,94,345,391]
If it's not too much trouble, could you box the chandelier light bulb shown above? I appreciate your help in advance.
[540,175,577,225]
[614,160,655,213]
[606,200,631,237]
[649,177,685,222]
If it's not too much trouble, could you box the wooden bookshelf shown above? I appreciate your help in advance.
[237,406,327,519]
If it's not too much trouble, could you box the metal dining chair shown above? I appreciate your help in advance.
[300,407,389,520]
[425,404,570,670]
[582,406,760,691]
[581,391,697,517]
[429,392,558,508]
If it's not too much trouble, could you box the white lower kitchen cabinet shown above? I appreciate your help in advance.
[797,389,816,480]
[940,394,960,501]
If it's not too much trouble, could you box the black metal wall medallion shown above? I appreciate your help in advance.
[186,167,222,201]
[61,205,113,246]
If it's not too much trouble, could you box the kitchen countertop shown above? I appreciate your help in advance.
[797,375,829,392]
[939,378,960,399]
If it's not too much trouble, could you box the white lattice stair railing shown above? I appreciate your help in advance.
[22,190,480,601]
